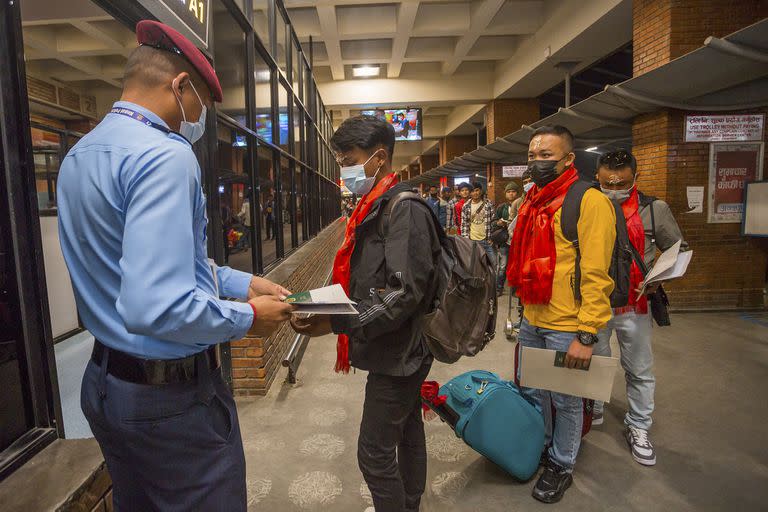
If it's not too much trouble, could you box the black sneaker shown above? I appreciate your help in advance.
[625,426,656,466]
[532,460,573,504]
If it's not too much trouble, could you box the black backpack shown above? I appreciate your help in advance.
[561,180,633,308]
[379,192,497,363]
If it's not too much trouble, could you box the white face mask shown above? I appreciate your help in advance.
[174,78,206,144]
[339,151,383,196]
[601,184,634,203]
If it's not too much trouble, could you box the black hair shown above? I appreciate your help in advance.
[124,45,197,91]
[472,182,484,191]
[428,184,438,190]
[530,125,574,153]
[331,115,396,161]
[458,182,472,191]
[597,150,637,174]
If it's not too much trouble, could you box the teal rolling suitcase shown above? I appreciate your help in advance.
[435,370,545,481]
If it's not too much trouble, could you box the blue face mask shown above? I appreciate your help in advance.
[340,151,383,195]
[174,79,206,144]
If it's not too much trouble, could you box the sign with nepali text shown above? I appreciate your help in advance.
[686,114,764,143]
[708,142,764,223]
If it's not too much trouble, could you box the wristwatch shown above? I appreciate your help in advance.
[577,330,599,346]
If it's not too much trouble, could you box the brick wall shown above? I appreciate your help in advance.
[439,135,476,166]
[632,0,768,309]
[485,99,538,205]
[633,0,768,76]
[633,109,768,310]
[231,221,345,395]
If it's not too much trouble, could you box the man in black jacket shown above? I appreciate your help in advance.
[291,115,441,512]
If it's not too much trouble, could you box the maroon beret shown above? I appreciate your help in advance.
[136,20,223,102]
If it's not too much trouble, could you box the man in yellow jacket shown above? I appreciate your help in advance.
[507,125,615,504]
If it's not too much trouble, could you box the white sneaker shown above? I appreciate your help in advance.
[592,411,604,426]
[625,426,656,466]
[364,508,375,512]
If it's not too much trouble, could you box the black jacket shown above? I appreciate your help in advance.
[331,183,442,376]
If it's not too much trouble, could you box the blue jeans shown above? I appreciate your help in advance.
[593,312,655,430]
[496,244,509,290]
[518,319,582,471]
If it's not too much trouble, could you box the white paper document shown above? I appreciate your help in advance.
[638,240,693,294]
[283,284,358,315]
[519,346,619,402]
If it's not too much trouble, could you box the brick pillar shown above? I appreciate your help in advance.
[631,1,768,309]
[439,135,476,166]
[485,99,539,205]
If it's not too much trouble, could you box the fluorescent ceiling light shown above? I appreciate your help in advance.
[353,65,380,78]
[585,146,599,152]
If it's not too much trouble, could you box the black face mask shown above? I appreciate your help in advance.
[528,156,568,188]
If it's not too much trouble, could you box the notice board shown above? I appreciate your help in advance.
[742,181,768,237]
[708,142,764,223]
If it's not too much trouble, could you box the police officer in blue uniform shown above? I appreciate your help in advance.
[57,21,294,511]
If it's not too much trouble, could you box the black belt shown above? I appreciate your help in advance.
[91,340,219,385]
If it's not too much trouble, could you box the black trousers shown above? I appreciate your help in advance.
[81,350,246,512]
[359,361,432,512]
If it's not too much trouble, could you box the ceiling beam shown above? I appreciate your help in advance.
[316,6,345,81]
[69,20,132,58]
[387,2,419,78]
[442,0,506,76]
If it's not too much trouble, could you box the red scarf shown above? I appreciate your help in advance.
[454,198,466,230]
[331,173,399,373]
[507,167,579,304]
[614,188,648,315]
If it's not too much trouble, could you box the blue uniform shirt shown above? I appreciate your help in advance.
[57,101,254,359]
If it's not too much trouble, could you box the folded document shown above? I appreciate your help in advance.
[519,346,619,402]
[283,284,357,315]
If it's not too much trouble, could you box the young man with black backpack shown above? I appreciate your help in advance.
[592,150,688,466]
[290,115,442,512]
[507,125,616,504]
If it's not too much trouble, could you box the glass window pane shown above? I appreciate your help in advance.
[31,127,61,211]
[296,165,305,242]
[253,49,272,142]
[292,40,300,98]
[280,157,295,248]
[257,144,278,267]
[278,84,289,149]
[213,0,246,120]
[217,122,252,273]
[252,0,269,46]
[292,101,303,160]
[304,65,312,112]
[276,10,288,77]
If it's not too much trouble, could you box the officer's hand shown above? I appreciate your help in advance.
[564,339,593,370]
[249,276,291,300]
[248,296,294,336]
[290,314,332,337]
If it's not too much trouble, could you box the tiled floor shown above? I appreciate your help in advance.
[237,303,768,511]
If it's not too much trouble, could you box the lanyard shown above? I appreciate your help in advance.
[110,107,189,144]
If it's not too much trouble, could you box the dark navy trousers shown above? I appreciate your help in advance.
[81,350,246,511]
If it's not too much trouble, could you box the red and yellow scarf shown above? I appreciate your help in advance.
[507,167,578,305]
[331,173,399,373]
